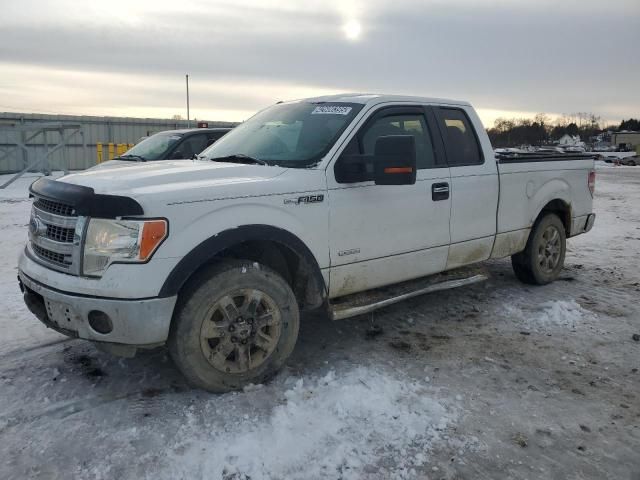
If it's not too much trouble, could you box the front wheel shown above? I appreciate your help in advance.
[168,260,299,392]
[511,213,566,285]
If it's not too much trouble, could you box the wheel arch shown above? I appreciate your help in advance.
[158,225,327,311]
[536,198,572,236]
[529,178,573,236]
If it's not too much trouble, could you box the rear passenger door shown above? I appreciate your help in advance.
[431,106,499,269]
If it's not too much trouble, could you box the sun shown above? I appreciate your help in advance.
[343,19,362,41]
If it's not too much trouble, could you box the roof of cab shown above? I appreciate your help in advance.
[297,93,470,107]
[156,127,233,135]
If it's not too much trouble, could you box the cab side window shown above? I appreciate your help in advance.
[435,108,483,166]
[358,113,436,169]
[178,134,209,158]
[206,132,226,147]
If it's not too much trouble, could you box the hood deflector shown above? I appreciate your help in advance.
[29,177,144,218]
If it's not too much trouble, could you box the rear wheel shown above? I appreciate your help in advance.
[511,213,566,285]
[168,260,299,392]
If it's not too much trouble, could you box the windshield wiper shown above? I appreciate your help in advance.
[114,154,146,162]
[209,154,269,166]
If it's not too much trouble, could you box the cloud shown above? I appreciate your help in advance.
[0,0,638,123]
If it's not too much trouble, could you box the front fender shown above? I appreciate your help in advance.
[158,223,326,299]
[156,195,328,297]
[158,200,328,265]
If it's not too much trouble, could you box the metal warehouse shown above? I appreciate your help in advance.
[611,131,640,151]
[0,111,236,179]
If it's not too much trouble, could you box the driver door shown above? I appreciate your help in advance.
[327,106,452,298]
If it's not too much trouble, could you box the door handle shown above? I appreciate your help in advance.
[432,182,449,201]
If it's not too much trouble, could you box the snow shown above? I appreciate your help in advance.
[594,151,637,159]
[535,300,592,329]
[169,368,453,480]
[503,299,595,333]
[0,173,66,356]
[1,168,640,479]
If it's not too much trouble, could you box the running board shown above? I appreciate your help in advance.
[330,272,488,321]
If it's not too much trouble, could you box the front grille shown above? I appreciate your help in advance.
[29,194,80,274]
[32,244,70,268]
[34,198,75,217]
[46,224,75,243]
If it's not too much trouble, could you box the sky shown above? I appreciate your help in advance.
[0,0,638,128]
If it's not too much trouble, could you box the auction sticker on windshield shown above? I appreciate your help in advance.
[311,106,352,115]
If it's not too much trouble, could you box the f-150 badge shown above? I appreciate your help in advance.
[284,194,324,205]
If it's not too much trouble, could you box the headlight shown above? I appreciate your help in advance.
[83,218,167,277]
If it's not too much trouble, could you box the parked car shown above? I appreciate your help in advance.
[19,94,596,392]
[110,128,232,162]
[618,155,639,166]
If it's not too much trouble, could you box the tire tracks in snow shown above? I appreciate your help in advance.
[0,338,74,368]
[0,386,183,431]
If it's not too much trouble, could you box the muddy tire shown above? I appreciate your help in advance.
[168,260,299,392]
[511,213,566,285]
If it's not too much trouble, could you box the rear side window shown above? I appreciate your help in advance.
[435,108,483,166]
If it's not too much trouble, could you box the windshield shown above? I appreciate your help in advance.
[200,102,363,167]
[121,133,183,160]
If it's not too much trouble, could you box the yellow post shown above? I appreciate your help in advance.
[97,143,103,164]
[108,143,115,160]
[128,143,134,149]
[116,143,126,156]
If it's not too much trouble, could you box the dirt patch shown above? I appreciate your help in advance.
[365,325,384,339]
[70,354,106,379]
[388,340,411,352]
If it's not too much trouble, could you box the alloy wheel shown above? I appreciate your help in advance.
[199,288,282,374]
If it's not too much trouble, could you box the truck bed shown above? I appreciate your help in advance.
[496,152,596,163]
[495,152,595,239]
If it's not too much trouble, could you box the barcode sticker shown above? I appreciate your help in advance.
[311,106,352,115]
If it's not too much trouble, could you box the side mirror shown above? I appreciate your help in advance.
[373,135,417,185]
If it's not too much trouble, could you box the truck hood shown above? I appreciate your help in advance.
[58,160,288,196]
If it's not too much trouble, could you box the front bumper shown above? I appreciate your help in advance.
[18,270,177,347]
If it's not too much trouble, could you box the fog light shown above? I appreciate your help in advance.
[88,310,113,334]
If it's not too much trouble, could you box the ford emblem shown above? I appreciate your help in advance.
[29,215,47,236]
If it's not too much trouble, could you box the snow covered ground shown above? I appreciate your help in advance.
[1,169,639,479]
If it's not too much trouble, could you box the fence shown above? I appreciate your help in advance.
[96,143,135,163]
[0,112,236,174]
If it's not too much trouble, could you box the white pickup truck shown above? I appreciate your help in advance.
[18,94,596,391]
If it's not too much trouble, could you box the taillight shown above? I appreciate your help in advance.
[588,170,596,196]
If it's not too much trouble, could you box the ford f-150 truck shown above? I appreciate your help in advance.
[18,94,596,392]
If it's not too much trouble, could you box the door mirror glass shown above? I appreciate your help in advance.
[334,154,371,183]
[373,135,417,185]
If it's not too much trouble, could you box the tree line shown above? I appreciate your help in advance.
[487,114,640,148]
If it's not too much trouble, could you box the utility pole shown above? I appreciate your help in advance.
[185,74,190,127]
